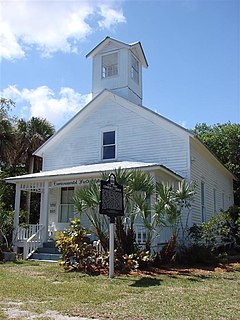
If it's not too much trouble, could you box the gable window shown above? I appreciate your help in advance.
[131,54,139,83]
[59,187,74,223]
[102,53,118,78]
[102,131,116,160]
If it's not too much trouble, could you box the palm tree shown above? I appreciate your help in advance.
[73,169,196,256]
[73,183,109,251]
[14,117,55,223]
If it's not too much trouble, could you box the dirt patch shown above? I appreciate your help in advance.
[3,303,98,320]
[126,262,240,277]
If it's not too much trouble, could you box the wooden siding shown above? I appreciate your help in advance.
[43,98,189,178]
[190,139,234,225]
[92,46,142,105]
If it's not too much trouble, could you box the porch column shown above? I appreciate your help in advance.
[13,183,21,251]
[40,181,49,243]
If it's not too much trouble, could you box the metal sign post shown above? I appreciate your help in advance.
[99,173,124,279]
[109,215,115,278]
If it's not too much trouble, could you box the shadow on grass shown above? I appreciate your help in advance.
[130,277,162,287]
[168,273,209,282]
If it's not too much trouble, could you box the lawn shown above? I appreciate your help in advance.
[0,261,240,320]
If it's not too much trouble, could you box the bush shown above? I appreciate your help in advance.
[56,219,103,274]
[189,211,235,250]
[177,244,218,266]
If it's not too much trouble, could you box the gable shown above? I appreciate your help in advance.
[38,91,191,178]
[35,89,234,181]
[35,90,190,158]
[86,36,148,68]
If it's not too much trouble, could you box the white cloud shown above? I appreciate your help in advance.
[1,85,92,128]
[0,0,126,59]
[0,20,25,59]
[98,4,126,29]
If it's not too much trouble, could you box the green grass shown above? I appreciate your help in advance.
[0,261,240,319]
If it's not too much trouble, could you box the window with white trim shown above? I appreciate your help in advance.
[131,54,139,83]
[222,192,225,210]
[102,53,118,78]
[102,131,116,160]
[201,181,206,222]
[59,187,74,223]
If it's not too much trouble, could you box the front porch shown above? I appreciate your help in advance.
[6,161,182,259]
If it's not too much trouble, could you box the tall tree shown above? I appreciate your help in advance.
[0,98,55,221]
[15,117,55,223]
[193,122,240,205]
[0,98,16,166]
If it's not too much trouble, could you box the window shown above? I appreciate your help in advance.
[201,181,206,222]
[59,187,74,223]
[135,225,146,244]
[213,188,217,214]
[131,55,139,83]
[102,53,118,78]
[102,131,116,160]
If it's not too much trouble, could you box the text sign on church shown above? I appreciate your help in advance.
[99,173,124,217]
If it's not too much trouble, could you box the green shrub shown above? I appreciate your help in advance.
[56,219,103,274]
[177,244,218,266]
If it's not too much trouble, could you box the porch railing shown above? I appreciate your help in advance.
[17,224,43,241]
[15,224,45,259]
[23,225,45,259]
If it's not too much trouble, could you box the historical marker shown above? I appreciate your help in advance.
[99,173,124,278]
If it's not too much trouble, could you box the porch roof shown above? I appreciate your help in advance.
[6,161,183,184]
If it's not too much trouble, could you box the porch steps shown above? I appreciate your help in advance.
[29,241,62,262]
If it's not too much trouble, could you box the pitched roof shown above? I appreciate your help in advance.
[86,36,148,68]
[6,161,183,183]
[32,89,235,181]
[33,89,190,157]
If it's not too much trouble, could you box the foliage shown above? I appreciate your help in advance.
[0,97,55,223]
[177,207,240,266]
[121,250,151,271]
[189,211,235,249]
[227,205,240,244]
[56,219,104,274]
[73,169,195,271]
[0,196,14,250]
[73,184,109,251]
[193,122,240,205]
[177,244,219,266]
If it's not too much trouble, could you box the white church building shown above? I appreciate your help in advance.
[6,37,235,259]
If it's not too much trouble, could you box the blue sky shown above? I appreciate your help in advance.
[0,0,239,130]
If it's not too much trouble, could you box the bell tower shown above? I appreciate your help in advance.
[86,37,148,106]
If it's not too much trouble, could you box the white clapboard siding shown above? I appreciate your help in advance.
[43,96,189,179]
[92,46,142,104]
[190,139,234,225]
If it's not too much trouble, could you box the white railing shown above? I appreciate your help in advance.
[17,224,43,241]
[23,225,45,260]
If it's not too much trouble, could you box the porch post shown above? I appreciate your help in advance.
[13,183,21,251]
[41,181,49,243]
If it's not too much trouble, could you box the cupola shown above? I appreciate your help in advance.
[86,37,148,105]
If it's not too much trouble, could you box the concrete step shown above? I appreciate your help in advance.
[29,240,62,261]
[31,252,62,261]
[43,241,56,248]
[38,246,60,254]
